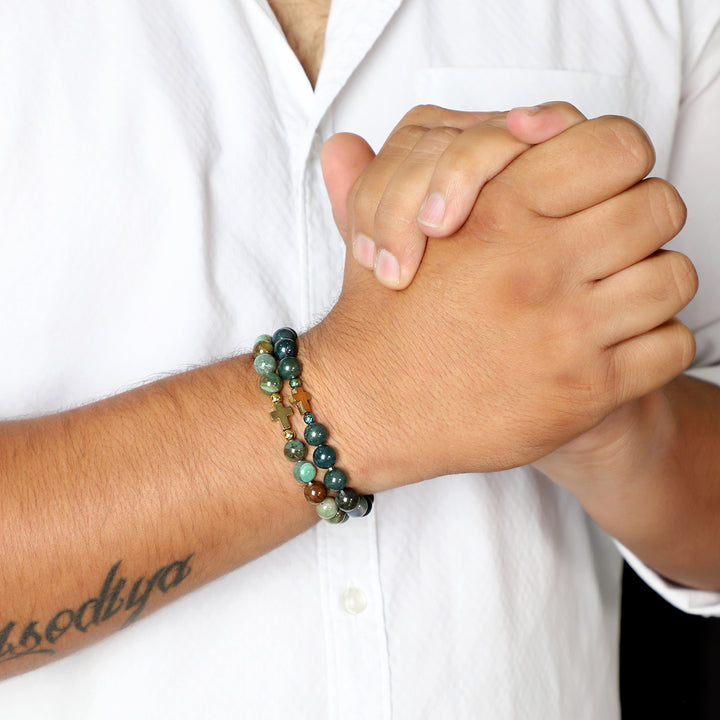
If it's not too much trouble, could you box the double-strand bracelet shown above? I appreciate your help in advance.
[253,327,373,524]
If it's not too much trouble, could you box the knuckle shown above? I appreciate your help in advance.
[593,115,656,175]
[389,123,428,151]
[401,104,445,127]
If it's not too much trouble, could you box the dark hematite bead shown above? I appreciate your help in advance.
[304,422,328,446]
[283,439,307,461]
[272,327,297,344]
[304,481,327,504]
[323,468,347,492]
[273,337,297,360]
[277,356,302,379]
[313,444,337,469]
[335,487,359,512]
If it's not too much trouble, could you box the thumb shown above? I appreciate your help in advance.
[321,133,376,243]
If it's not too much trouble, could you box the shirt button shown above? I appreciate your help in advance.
[340,587,367,615]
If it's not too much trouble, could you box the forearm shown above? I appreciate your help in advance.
[0,354,318,678]
[536,375,720,590]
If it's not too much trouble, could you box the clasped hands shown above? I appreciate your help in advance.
[307,102,697,495]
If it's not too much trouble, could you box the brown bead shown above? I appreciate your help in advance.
[252,339,273,357]
[304,481,327,505]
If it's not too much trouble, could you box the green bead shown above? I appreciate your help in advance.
[324,468,347,492]
[293,460,316,483]
[253,353,277,376]
[304,422,328,446]
[284,439,307,461]
[325,510,348,524]
[253,339,273,358]
[277,356,302,379]
[272,327,297,344]
[255,334,273,345]
[313,444,336,469]
[289,377,302,389]
[274,337,297,360]
[316,497,339,519]
[259,373,282,395]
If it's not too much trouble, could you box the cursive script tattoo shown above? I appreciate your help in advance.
[0,554,193,664]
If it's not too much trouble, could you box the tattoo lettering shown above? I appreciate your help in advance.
[0,554,193,664]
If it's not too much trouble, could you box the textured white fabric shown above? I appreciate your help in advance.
[0,1,719,717]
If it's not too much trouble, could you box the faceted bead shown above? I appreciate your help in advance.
[277,356,302,379]
[283,439,307,461]
[346,494,372,518]
[254,334,273,345]
[316,497,339,519]
[324,468,347,492]
[304,422,328,446]
[313,444,337,469]
[253,339,273,357]
[304,481,327,504]
[273,337,297,360]
[289,377,302,389]
[272,327,298,344]
[335,487,359,512]
[293,460,316,484]
[259,373,282,395]
[326,510,348,524]
[253,353,277,376]
[303,412,315,424]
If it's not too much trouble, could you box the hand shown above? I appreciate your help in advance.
[306,115,696,493]
[322,102,587,289]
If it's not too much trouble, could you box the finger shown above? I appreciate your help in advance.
[489,115,656,218]
[505,101,587,145]
[418,103,587,238]
[607,318,696,405]
[321,133,376,245]
[563,178,687,280]
[593,250,698,348]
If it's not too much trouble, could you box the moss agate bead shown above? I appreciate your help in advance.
[259,373,282,395]
[253,339,273,357]
[293,460,316,483]
[304,422,328,446]
[283,439,307,461]
[324,468,347,492]
[335,487,359,511]
[273,337,297,360]
[272,327,297,344]
[316,497,339,519]
[304,481,327,504]
[346,494,373,518]
[313,444,337,469]
[253,353,277,376]
[277,356,301,379]
[326,510,348,524]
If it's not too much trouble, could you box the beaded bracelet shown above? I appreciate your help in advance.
[253,327,373,524]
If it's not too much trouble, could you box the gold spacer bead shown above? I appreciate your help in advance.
[270,393,282,404]
[283,429,296,441]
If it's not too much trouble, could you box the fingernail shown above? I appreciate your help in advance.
[515,105,542,116]
[417,192,446,228]
[375,249,400,287]
[353,233,375,268]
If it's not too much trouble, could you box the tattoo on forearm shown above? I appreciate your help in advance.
[0,554,193,664]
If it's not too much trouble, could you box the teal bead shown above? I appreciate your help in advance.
[272,327,297,344]
[316,497,339,519]
[253,353,277,376]
[259,373,282,395]
[277,356,302,379]
[304,422,328,446]
[325,510,348,524]
[274,337,297,360]
[254,334,273,345]
[313,444,336,469]
[303,412,314,424]
[283,439,307,461]
[324,468,347,492]
[293,460,316,483]
[289,377,302,389]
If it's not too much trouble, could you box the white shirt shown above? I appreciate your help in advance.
[0,1,719,717]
